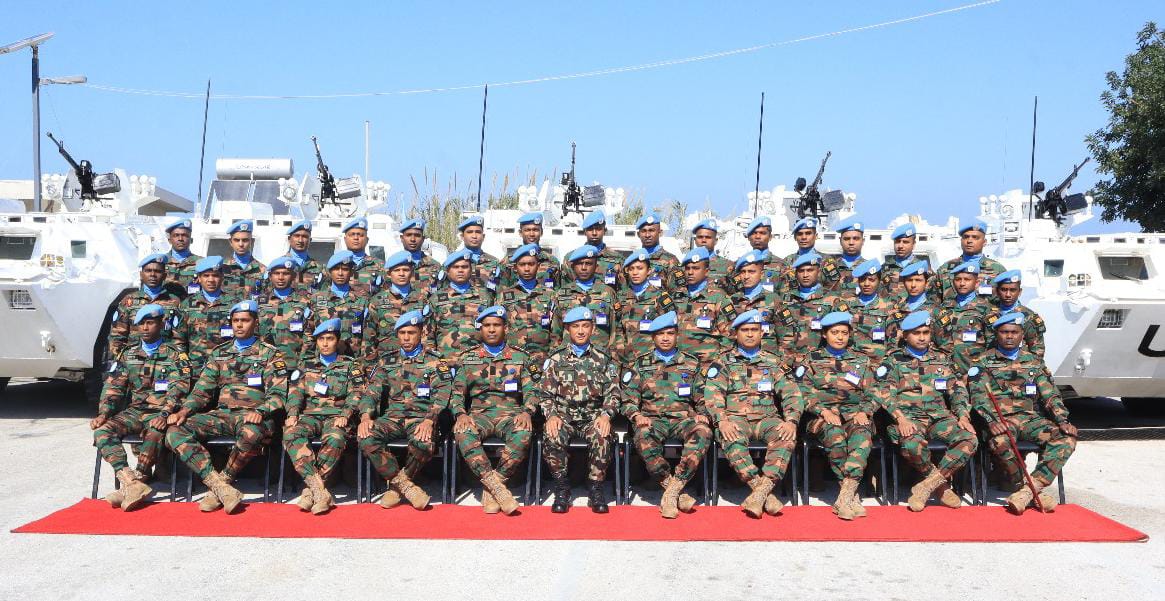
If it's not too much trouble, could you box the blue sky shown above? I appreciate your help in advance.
[1,1,1157,232]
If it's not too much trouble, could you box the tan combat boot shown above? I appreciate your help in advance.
[834,478,860,520]
[764,493,784,516]
[678,493,698,513]
[199,490,222,512]
[391,473,430,510]
[305,474,334,515]
[117,468,154,512]
[1005,484,1037,515]
[379,486,402,509]
[935,483,962,508]
[104,488,125,509]
[296,487,314,512]
[481,471,519,515]
[659,476,683,519]
[907,470,947,512]
[481,489,499,514]
[741,476,775,518]
[1034,477,1058,512]
[203,471,244,514]
[850,488,867,518]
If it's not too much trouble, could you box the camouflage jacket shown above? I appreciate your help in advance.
[880,255,922,299]
[163,252,203,297]
[595,245,625,288]
[344,254,386,298]
[499,249,563,288]
[781,250,843,292]
[620,350,708,420]
[873,348,970,421]
[774,286,843,361]
[361,284,432,364]
[107,287,183,359]
[286,355,366,419]
[792,348,878,417]
[826,254,867,291]
[842,291,901,361]
[173,292,240,368]
[550,279,619,352]
[221,256,266,298]
[706,252,735,286]
[933,255,1007,301]
[449,344,542,417]
[282,252,324,290]
[610,282,676,364]
[967,348,1070,426]
[702,347,805,424]
[254,288,313,372]
[644,247,685,292]
[673,281,734,358]
[98,340,193,418]
[412,254,443,290]
[988,300,1046,359]
[498,281,559,360]
[729,283,782,354]
[303,287,371,355]
[892,292,937,317]
[360,347,454,421]
[933,294,994,369]
[538,345,620,422]
[426,281,494,355]
[466,249,502,291]
[182,340,290,416]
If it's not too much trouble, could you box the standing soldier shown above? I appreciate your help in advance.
[107,253,183,360]
[91,304,193,511]
[934,219,1006,301]
[427,248,495,356]
[359,310,453,510]
[282,318,365,515]
[829,216,867,290]
[794,312,878,520]
[933,262,994,370]
[164,300,289,514]
[221,220,266,297]
[743,216,787,286]
[775,252,842,367]
[674,247,733,362]
[581,211,624,288]
[690,218,734,285]
[499,212,562,287]
[989,270,1046,359]
[551,245,619,353]
[611,249,676,365]
[283,219,324,290]
[449,306,537,515]
[252,257,313,374]
[399,218,442,289]
[729,250,782,354]
[304,251,371,358]
[361,251,431,364]
[162,218,203,297]
[845,260,900,361]
[781,217,842,293]
[339,217,386,298]
[874,311,977,512]
[457,215,502,290]
[621,312,712,518]
[634,212,683,291]
[882,223,920,298]
[497,243,558,364]
[893,261,935,315]
[539,307,619,514]
[174,256,238,372]
[703,310,805,518]
[968,312,1077,514]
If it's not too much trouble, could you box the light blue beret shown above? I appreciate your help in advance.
[900,311,932,331]
[133,304,165,324]
[791,217,818,233]
[385,250,414,270]
[792,251,823,269]
[635,212,662,229]
[230,300,258,316]
[691,218,718,234]
[683,247,711,265]
[991,311,1026,329]
[518,212,543,226]
[326,251,355,270]
[226,220,253,235]
[287,220,312,235]
[853,259,882,278]
[581,211,606,230]
[992,270,1021,285]
[311,318,342,337]
[899,260,930,279]
[165,218,192,233]
[458,215,484,231]
[952,261,980,275]
[891,223,916,240]
[194,256,223,274]
[734,250,764,271]
[509,243,540,263]
[567,245,599,263]
[475,305,507,325]
[745,216,772,236]
[563,306,594,324]
[398,218,425,233]
[267,257,299,273]
[394,310,425,332]
[139,253,168,268]
[623,248,650,268]
[958,218,988,235]
[444,248,473,268]
[834,215,865,233]
[731,309,763,330]
[341,217,368,233]
[820,311,852,329]
[645,311,678,333]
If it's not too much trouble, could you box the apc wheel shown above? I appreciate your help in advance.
[1121,397,1165,417]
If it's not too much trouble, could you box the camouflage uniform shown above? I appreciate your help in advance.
[795,348,879,482]
[303,286,370,358]
[826,255,865,292]
[703,348,805,484]
[498,281,558,363]
[411,254,443,290]
[843,291,901,361]
[880,255,920,299]
[729,284,782,354]
[221,256,266,298]
[467,249,503,291]
[499,248,563,288]
[282,252,324,291]
[359,348,454,481]
[892,292,937,317]
[988,300,1047,359]
[644,247,685,292]
[538,345,620,481]
[875,348,978,476]
[361,285,431,364]
[426,281,494,356]
[174,292,239,371]
[621,351,712,485]
[610,283,676,366]
[781,250,843,293]
[774,286,842,367]
[94,341,193,474]
[673,281,734,362]
[550,279,619,353]
[252,288,313,373]
[968,349,1075,487]
[282,355,364,480]
[166,340,289,480]
[934,294,994,371]
[349,254,386,298]
[449,345,540,480]
[595,246,625,288]
[164,253,203,297]
[933,255,1006,301]
[106,288,183,359]
[706,251,735,287]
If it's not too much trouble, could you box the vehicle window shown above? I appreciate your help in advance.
[1044,260,1064,277]
[1097,256,1149,280]
[0,236,36,260]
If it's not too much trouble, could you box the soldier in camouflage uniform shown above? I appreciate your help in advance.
[251,257,313,373]
[303,251,371,358]
[933,219,1007,302]
[220,220,266,297]
[337,217,385,298]
[162,218,203,297]
[635,212,684,291]
[844,259,900,361]
[498,212,563,288]
[497,243,558,363]
[282,318,365,514]
[874,311,978,512]
[892,260,936,316]
[881,223,921,298]
[610,249,677,366]
[704,310,805,518]
[107,253,183,360]
[690,218,734,286]
[358,310,453,510]
[449,306,536,515]
[674,247,733,362]
[165,300,290,514]
[427,248,495,356]
[458,215,503,290]
[91,304,193,511]
[989,270,1046,359]
[775,252,842,368]
[621,312,712,518]
[828,216,868,292]
[539,307,619,513]
[793,312,878,520]
[551,245,619,352]
[173,256,239,372]
[933,261,995,370]
[781,217,844,293]
[729,250,782,354]
[283,219,324,290]
[361,250,431,364]
[399,218,443,289]
[968,312,1077,514]
[582,211,625,288]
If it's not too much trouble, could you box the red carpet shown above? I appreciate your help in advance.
[12,499,1147,542]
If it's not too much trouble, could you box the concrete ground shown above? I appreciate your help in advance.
[1,380,1162,600]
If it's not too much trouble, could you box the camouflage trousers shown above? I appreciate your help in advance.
[165,408,273,480]
[93,406,167,473]
[986,412,1076,486]
[358,416,437,481]
[717,415,795,484]
[887,414,978,477]
[808,412,873,480]
[541,416,613,481]
[282,414,353,480]
[454,412,533,480]
[632,414,712,484]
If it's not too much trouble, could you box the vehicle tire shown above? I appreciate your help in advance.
[1121,397,1165,417]
[0,377,9,397]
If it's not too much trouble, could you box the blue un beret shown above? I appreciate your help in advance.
[731,309,764,330]
[458,215,484,231]
[326,251,355,270]
[195,256,223,274]
[683,247,711,265]
[385,250,414,270]
[139,253,168,269]
[267,257,300,273]
[312,318,343,337]
[792,252,822,269]
[509,243,540,263]
[563,306,594,324]
[133,304,165,324]
[395,310,425,332]
[834,215,865,234]
[475,305,507,325]
[623,249,650,268]
[745,216,772,236]
[853,259,882,279]
[287,220,312,236]
[952,261,980,275]
[791,217,818,233]
[635,212,662,229]
[958,218,988,236]
[820,311,852,329]
[226,220,253,235]
[398,218,426,233]
[734,250,764,271]
[691,218,718,234]
[991,311,1025,329]
[444,248,473,268]
[646,311,678,333]
[567,245,599,263]
[900,311,932,332]
[891,223,917,240]
[518,212,543,226]
[899,260,930,279]
[165,218,193,233]
[581,211,606,230]
[230,300,258,316]
[993,270,1022,285]
[341,217,368,233]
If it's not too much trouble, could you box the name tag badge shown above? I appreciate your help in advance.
[596,312,609,326]
[872,328,886,341]
[417,384,431,397]
[540,314,551,327]
[604,273,617,285]
[935,378,948,391]
[639,320,652,332]
[220,326,234,338]
[504,379,519,393]
[696,317,712,330]
[247,374,263,387]
[289,320,304,332]
[962,330,978,343]
[761,323,771,335]
[979,284,994,295]
[313,381,329,395]
[1025,383,1038,396]
[844,372,861,386]
[153,380,169,392]
[487,279,497,291]
[351,323,363,334]
[543,279,554,289]
[757,380,773,392]
[649,276,662,287]
[187,282,200,294]
[810,320,822,330]
[677,384,692,397]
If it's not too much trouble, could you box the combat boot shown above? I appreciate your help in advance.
[305,474,334,515]
[481,490,499,514]
[296,488,314,512]
[117,468,154,512]
[834,478,859,520]
[1005,485,1036,515]
[391,473,430,510]
[104,488,125,509]
[678,492,698,513]
[1036,491,1058,512]
[935,483,962,508]
[660,476,683,519]
[587,480,609,514]
[850,487,867,518]
[741,476,775,518]
[481,470,519,515]
[907,470,947,512]
[764,492,784,516]
[551,475,571,514]
[378,488,402,509]
[203,471,244,514]
[199,490,222,512]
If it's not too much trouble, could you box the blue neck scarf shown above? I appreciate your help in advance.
[402,344,423,359]
[570,342,590,357]
[518,278,537,293]
[857,292,877,306]
[906,293,927,311]
[997,346,1020,360]
[483,342,506,356]
[896,254,915,265]
[450,280,470,294]
[141,338,163,356]
[289,248,309,262]
[797,247,813,256]
[170,248,191,260]
[631,281,649,297]
[998,301,1017,312]
[825,346,846,358]
[654,348,677,364]
[841,253,862,266]
[798,284,821,299]
[351,250,366,265]
[466,247,482,261]
[688,280,708,296]
[737,345,760,359]
[906,344,928,359]
[272,286,292,299]
[234,336,257,352]
[391,283,412,297]
[330,282,350,298]
[233,253,252,268]
[592,242,606,252]
[142,283,165,300]
[320,352,338,366]
[408,250,424,262]
[643,244,659,255]
[956,291,977,307]
[962,253,983,263]
[574,277,594,292]
[202,289,221,303]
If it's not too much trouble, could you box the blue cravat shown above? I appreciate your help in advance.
[826,346,846,358]
[272,287,292,300]
[906,293,927,311]
[998,346,1020,360]
[654,349,677,364]
[141,338,163,356]
[402,345,424,359]
[202,290,221,303]
[330,283,350,298]
[956,291,977,307]
[631,281,649,297]
[289,248,310,262]
[142,283,165,300]
[570,343,590,357]
[575,278,595,292]
[643,244,659,255]
[320,352,338,366]
[391,283,412,297]
[234,336,257,352]
[409,250,424,262]
[170,248,191,260]
[233,253,252,268]
[450,281,470,294]
[906,345,928,359]
[518,278,537,293]
[737,346,760,359]
[857,292,877,306]
[798,284,820,300]
[687,280,708,296]
[483,342,506,356]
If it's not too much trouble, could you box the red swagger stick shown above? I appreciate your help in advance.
[983,379,1045,513]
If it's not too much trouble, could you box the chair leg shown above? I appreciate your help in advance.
[702,448,711,506]
[168,452,178,502]
[710,442,720,507]
[91,451,103,499]
[878,445,888,505]
[523,443,535,506]
[890,449,900,505]
[276,450,287,503]
[356,449,363,504]
[623,440,632,505]
[801,441,810,506]
[263,450,272,503]
[1058,470,1067,505]
[534,438,543,505]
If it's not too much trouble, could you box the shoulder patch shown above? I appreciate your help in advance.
[794,365,807,380]
[836,303,849,312]
[622,371,633,384]
[967,366,981,378]
[875,365,888,380]
[542,358,551,371]
[706,365,720,379]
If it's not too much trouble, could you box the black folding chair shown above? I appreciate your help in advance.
[450,435,536,504]
[531,434,622,504]
[710,439,801,506]
[275,437,363,503]
[887,439,979,505]
[177,436,273,502]
[90,434,177,501]
[357,435,452,504]
[976,440,1067,505]
[621,436,711,506]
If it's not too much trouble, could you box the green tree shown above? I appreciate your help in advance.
[1085,22,1165,231]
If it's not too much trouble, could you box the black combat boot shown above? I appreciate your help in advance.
[551,475,571,513]
[588,479,609,514]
